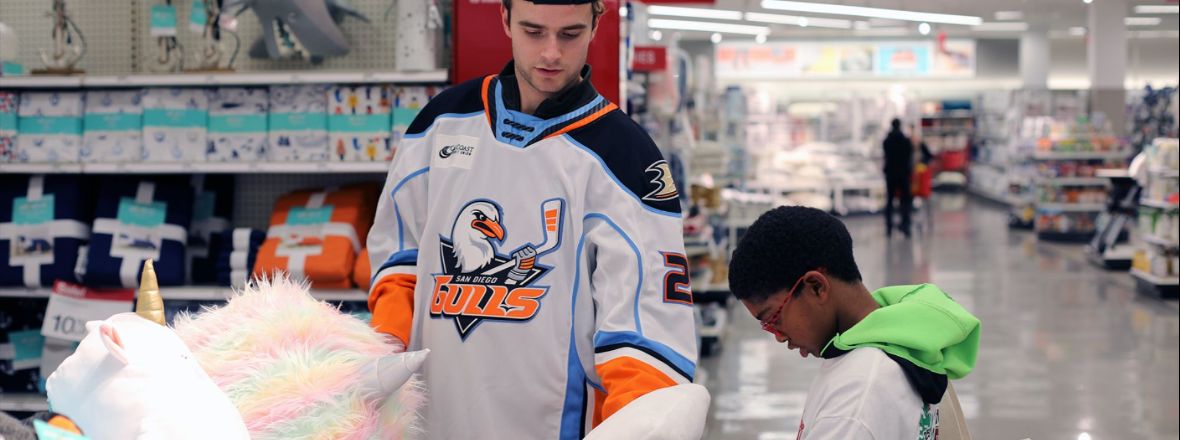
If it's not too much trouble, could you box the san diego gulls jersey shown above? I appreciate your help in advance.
[368,62,698,439]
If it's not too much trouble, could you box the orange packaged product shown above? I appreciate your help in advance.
[254,183,380,288]
[354,248,371,291]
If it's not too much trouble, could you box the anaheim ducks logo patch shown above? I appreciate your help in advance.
[643,160,679,202]
[432,198,565,339]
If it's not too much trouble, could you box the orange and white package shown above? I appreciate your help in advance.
[253,183,380,288]
[354,248,371,291]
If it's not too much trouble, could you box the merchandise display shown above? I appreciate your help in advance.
[1029,117,1130,242]
[1131,138,1180,298]
[0,175,90,288]
[15,92,84,163]
[187,176,234,285]
[267,84,331,162]
[82,177,194,288]
[254,183,379,288]
[0,92,15,162]
[329,86,392,162]
[141,88,210,162]
[215,228,265,288]
[207,88,269,162]
[82,90,144,163]
[0,297,47,394]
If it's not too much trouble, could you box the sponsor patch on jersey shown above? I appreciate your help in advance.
[433,134,479,170]
[432,198,566,339]
[643,160,679,202]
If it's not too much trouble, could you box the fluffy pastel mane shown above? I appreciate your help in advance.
[172,275,422,439]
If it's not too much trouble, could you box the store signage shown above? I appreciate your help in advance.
[632,46,668,72]
[42,281,135,342]
[716,39,975,80]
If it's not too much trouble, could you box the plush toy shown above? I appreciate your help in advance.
[583,384,711,440]
[172,274,426,440]
[45,260,250,440]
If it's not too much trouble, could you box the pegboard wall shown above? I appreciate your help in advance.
[1,0,443,74]
[232,173,387,230]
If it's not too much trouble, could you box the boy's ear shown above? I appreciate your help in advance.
[812,272,832,303]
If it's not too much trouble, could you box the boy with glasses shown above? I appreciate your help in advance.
[729,206,980,439]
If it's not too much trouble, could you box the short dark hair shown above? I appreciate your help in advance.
[501,0,607,25]
[729,206,863,303]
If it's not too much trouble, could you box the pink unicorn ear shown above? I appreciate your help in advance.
[99,323,130,366]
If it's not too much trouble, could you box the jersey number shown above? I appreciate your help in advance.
[662,253,693,305]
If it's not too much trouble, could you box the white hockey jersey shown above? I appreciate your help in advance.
[368,64,699,439]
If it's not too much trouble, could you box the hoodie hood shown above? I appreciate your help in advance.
[822,284,981,380]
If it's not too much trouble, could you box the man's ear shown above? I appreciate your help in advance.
[501,2,512,38]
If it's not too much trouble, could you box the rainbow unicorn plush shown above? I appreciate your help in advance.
[46,261,426,440]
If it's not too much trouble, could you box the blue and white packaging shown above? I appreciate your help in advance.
[188,175,233,284]
[328,85,391,162]
[215,227,263,287]
[0,175,91,287]
[142,88,209,162]
[390,86,443,152]
[0,92,17,162]
[83,177,192,288]
[16,92,84,163]
[268,84,329,161]
[82,90,144,163]
[207,87,268,161]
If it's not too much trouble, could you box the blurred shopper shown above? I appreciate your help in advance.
[883,119,914,237]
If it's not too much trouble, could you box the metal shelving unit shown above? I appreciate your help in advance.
[0,70,448,89]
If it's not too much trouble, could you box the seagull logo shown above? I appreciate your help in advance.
[432,199,565,339]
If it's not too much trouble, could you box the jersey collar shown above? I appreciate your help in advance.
[481,61,617,148]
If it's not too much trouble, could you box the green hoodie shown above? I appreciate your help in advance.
[822,284,980,380]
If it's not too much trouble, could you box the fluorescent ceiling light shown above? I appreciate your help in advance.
[995,11,1024,21]
[854,27,910,36]
[1125,16,1162,26]
[647,18,771,35]
[918,22,931,35]
[1070,26,1087,36]
[854,21,870,30]
[744,12,852,28]
[973,21,1030,31]
[646,5,743,21]
[760,0,983,26]
[1134,5,1180,14]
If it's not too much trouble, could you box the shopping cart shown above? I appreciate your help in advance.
[912,163,934,234]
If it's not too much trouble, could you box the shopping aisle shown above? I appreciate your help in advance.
[701,194,1180,440]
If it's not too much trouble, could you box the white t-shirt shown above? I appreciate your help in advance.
[798,347,939,440]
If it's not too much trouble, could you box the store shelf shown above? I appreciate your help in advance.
[1096,169,1130,179]
[1037,177,1111,186]
[1150,167,1180,178]
[0,287,367,302]
[1036,202,1106,212]
[0,287,52,298]
[0,393,49,412]
[1142,234,1180,249]
[1037,230,1096,243]
[1140,199,1180,210]
[0,70,448,89]
[1032,151,1129,161]
[0,161,390,174]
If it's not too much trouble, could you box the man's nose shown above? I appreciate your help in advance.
[540,36,561,64]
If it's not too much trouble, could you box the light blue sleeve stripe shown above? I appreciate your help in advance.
[585,213,645,335]
[594,330,696,381]
[372,249,419,286]
[390,166,430,251]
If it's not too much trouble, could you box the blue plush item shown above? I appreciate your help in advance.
[83,176,193,288]
[214,228,263,287]
[0,175,92,288]
[189,176,234,285]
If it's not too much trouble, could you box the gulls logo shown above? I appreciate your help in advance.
[643,160,679,202]
[432,199,565,339]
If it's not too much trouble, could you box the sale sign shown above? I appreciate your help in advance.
[632,46,668,73]
[42,281,134,342]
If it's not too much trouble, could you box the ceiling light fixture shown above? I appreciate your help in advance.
[711,32,723,43]
[759,0,983,26]
[650,30,663,41]
[1134,5,1180,14]
[1069,26,1087,36]
[1125,16,1163,26]
[646,5,743,21]
[744,12,853,29]
[995,11,1024,21]
[918,22,931,35]
[756,33,768,43]
[973,21,1030,31]
[647,18,771,35]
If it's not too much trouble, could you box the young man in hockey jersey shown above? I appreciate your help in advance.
[729,206,980,440]
[366,0,698,438]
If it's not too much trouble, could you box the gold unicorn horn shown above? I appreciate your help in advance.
[136,259,165,325]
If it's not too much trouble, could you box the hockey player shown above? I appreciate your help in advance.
[366,0,699,438]
[729,206,980,439]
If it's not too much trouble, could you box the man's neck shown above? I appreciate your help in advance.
[514,66,580,115]
[834,283,879,334]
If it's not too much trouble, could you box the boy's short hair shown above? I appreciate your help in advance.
[501,0,607,25]
[729,206,863,302]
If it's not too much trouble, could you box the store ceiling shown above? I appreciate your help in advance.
[655,0,1179,40]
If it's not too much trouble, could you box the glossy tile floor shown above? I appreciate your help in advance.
[701,194,1180,440]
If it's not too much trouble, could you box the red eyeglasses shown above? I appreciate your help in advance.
[759,272,810,338]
